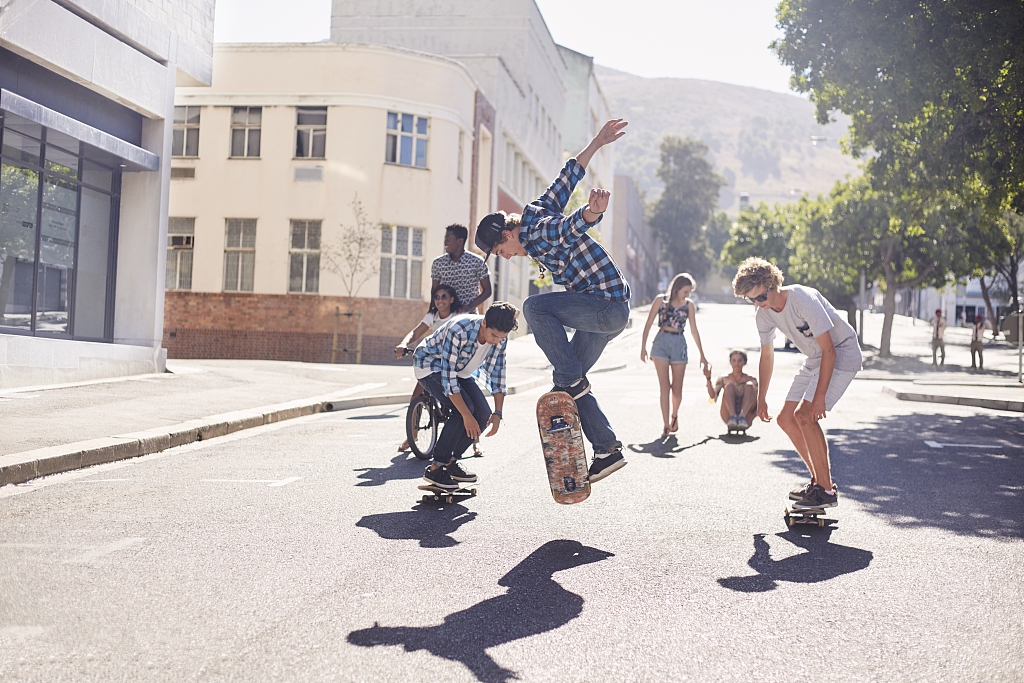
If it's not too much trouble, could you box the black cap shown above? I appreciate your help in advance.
[474,212,506,258]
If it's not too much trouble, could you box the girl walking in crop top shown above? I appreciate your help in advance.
[640,273,709,438]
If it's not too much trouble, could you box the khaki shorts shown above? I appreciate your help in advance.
[785,364,858,410]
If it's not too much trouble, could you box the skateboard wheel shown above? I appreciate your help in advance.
[470,488,477,496]
[421,495,429,503]
[445,496,453,504]
[818,518,824,528]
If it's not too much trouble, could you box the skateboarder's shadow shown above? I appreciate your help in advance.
[717,531,873,593]
[355,503,478,548]
[627,435,715,458]
[348,539,613,683]
[353,452,425,487]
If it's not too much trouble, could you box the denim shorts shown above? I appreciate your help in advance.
[650,330,688,364]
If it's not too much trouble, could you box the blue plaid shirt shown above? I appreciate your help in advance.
[413,315,507,396]
[520,158,631,302]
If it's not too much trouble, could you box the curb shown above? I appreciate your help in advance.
[882,385,1024,413]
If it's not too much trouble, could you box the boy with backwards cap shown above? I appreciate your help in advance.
[473,119,631,483]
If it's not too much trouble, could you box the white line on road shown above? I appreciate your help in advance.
[924,440,1021,449]
[67,538,145,563]
[202,477,302,487]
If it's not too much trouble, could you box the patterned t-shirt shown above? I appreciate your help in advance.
[431,251,489,310]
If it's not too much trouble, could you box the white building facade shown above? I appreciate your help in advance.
[0,0,215,388]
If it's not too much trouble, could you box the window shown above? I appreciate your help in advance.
[223,219,256,292]
[385,112,428,168]
[172,106,200,157]
[295,107,326,158]
[230,107,261,157]
[166,218,194,291]
[379,225,424,299]
[289,220,320,293]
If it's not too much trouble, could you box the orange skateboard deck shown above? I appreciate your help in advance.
[536,391,590,505]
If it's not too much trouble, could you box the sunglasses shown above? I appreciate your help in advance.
[745,292,769,304]
[433,293,452,300]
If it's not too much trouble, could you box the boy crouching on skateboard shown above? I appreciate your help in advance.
[732,257,863,509]
[414,302,519,491]
[474,119,631,484]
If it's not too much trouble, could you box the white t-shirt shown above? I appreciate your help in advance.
[456,341,491,378]
[421,311,454,332]
[756,285,863,371]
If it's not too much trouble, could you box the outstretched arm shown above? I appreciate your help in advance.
[576,119,627,170]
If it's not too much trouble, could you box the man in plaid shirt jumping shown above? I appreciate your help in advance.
[475,119,631,483]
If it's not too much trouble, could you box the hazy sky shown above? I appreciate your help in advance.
[212,0,795,94]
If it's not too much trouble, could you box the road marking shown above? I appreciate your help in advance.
[67,538,145,563]
[202,477,302,487]
[76,478,131,483]
[924,440,1020,450]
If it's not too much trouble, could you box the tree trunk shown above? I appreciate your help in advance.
[880,268,897,358]
[846,305,857,332]
[979,275,999,339]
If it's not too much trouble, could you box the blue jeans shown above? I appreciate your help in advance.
[522,291,630,453]
[418,372,490,465]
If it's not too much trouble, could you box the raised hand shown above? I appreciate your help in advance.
[588,188,610,215]
[595,118,628,147]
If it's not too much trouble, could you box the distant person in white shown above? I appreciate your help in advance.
[929,308,946,366]
[732,257,863,510]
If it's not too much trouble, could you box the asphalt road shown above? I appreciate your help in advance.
[1,304,1021,682]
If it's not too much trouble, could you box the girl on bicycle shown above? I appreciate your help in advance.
[640,273,709,439]
[396,284,461,451]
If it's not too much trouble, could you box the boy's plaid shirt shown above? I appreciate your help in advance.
[413,315,507,396]
[520,158,631,302]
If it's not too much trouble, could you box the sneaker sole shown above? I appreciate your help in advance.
[450,477,478,483]
[422,477,459,490]
[589,459,627,483]
[793,500,838,509]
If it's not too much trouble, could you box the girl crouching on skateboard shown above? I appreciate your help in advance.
[413,302,519,491]
[704,350,758,430]
[640,273,709,439]
[396,284,462,452]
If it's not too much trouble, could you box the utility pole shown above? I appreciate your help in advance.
[859,269,866,346]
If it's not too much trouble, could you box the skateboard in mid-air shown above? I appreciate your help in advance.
[536,391,590,505]
[417,484,477,505]
[784,506,836,528]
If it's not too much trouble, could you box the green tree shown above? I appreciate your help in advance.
[773,0,1024,213]
[648,136,725,280]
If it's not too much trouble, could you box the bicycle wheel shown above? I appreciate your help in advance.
[406,394,438,460]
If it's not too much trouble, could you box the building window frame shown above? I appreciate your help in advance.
[172,106,201,158]
[385,112,428,169]
[288,219,321,294]
[230,107,262,158]
[378,224,424,299]
[223,218,256,292]
[166,217,195,291]
[295,107,327,159]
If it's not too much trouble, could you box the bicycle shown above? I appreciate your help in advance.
[405,391,452,460]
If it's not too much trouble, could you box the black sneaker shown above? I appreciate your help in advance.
[423,465,458,490]
[552,376,591,400]
[793,483,838,509]
[788,480,815,501]
[589,448,627,483]
[447,461,477,483]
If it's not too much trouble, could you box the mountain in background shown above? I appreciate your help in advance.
[594,65,861,213]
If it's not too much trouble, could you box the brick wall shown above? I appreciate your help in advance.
[163,292,427,364]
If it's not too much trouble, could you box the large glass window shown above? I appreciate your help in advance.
[386,112,428,168]
[288,220,320,294]
[379,224,423,299]
[166,217,195,291]
[230,107,261,158]
[295,108,326,159]
[0,112,121,340]
[223,218,256,292]
[172,106,200,157]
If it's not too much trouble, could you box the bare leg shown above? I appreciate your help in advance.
[720,383,736,424]
[740,382,757,423]
[777,401,813,480]
[669,363,685,431]
[794,401,832,490]
[653,358,672,434]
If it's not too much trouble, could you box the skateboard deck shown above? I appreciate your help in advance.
[727,424,748,435]
[536,391,590,505]
[784,506,837,528]
[418,484,477,504]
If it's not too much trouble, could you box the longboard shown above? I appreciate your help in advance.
[536,391,590,505]
[784,506,837,528]
[418,484,477,504]
[726,424,748,435]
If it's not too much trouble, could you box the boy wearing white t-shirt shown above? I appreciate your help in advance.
[413,302,519,490]
[732,257,863,509]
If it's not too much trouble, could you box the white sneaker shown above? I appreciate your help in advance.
[736,416,749,429]
[726,414,740,428]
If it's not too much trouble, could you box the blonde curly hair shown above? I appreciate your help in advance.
[732,257,784,297]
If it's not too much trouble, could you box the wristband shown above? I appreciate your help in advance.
[491,410,503,419]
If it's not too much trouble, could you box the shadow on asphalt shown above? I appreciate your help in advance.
[347,540,613,683]
[770,412,1023,538]
[353,452,426,487]
[627,433,758,458]
[718,530,873,592]
[355,503,478,548]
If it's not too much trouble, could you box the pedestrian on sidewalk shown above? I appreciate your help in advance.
[732,257,863,510]
[640,273,709,438]
[929,308,946,366]
[473,118,631,484]
[705,350,758,431]
[971,315,986,370]
[432,224,491,314]
[395,284,462,452]
[413,302,518,491]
